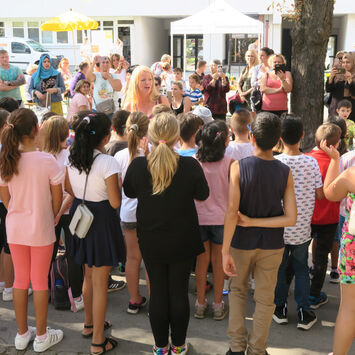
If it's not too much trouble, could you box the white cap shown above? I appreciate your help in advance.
[192,106,213,125]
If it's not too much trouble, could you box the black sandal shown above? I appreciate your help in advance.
[82,321,112,338]
[91,337,118,355]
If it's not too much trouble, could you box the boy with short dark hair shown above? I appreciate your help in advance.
[177,112,204,157]
[173,67,186,90]
[306,123,341,309]
[185,74,203,105]
[336,99,354,149]
[105,109,130,156]
[223,112,297,355]
[273,114,323,331]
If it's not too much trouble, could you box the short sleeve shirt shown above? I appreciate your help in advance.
[93,72,118,110]
[226,142,254,161]
[0,151,64,246]
[67,93,90,122]
[67,150,119,202]
[0,64,22,100]
[276,154,323,244]
[185,88,202,103]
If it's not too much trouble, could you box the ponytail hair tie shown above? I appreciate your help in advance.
[83,116,90,124]
[7,123,14,129]
[129,124,139,132]
[159,140,166,144]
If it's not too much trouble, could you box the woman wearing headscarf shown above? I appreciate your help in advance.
[29,54,66,115]
[326,52,355,121]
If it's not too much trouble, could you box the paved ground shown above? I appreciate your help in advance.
[0,267,354,355]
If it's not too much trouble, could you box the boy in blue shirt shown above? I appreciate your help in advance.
[185,74,203,106]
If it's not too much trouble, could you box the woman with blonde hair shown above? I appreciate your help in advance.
[114,112,150,315]
[123,112,209,355]
[236,49,259,110]
[171,81,191,115]
[58,58,72,97]
[260,53,293,116]
[123,66,169,117]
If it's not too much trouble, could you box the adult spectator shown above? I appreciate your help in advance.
[70,61,89,98]
[236,50,259,110]
[110,37,124,57]
[260,54,293,117]
[0,49,25,106]
[29,54,66,115]
[251,47,274,88]
[151,54,171,76]
[58,58,72,96]
[86,55,122,118]
[67,80,91,122]
[326,52,355,121]
[123,66,169,117]
[202,59,230,120]
[110,54,126,110]
[160,62,174,91]
[195,60,207,84]
[24,64,38,103]
[80,36,91,63]
[170,81,191,115]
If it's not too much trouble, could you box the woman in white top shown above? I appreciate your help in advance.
[67,80,91,122]
[114,111,149,314]
[109,54,126,111]
[65,112,125,354]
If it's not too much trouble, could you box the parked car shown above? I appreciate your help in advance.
[0,37,62,71]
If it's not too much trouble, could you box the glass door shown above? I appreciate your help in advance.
[117,26,131,63]
[186,35,203,72]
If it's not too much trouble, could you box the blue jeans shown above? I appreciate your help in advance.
[274,240,311,310]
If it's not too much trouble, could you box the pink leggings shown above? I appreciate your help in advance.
[9,243,54,291]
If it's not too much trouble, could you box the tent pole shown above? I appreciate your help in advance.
[171,30,174,68]
[72,30,77,68]
[183,33,186,78]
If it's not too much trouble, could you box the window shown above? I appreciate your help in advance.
[103,21,114,43]
[117,20,134,25]
[28,21,39,42]
[12,22,24,38]
[229,34,258,64]
[11,42,31,54]
[57,32,68,44]
[42,31,53,44]
[77,30,87,44]
[0,22,4,37]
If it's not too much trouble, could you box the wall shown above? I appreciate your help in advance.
[203,34,226,64]
[341,14,355,51]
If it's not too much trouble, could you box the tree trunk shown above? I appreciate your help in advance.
[290,0,335,151]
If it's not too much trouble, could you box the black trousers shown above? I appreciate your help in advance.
[144,257,193,348]
[53,214,84,298]
[310,223,338,297]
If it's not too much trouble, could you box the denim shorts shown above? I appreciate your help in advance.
[120,221,137,230]
[199,225,224,245]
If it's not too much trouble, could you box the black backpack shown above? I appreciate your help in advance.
[50,253,75,311]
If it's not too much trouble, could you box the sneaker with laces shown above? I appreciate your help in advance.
[71,295,84,312]
[194,300,208,319]
[14,326,36,350]
[273,304,288,324]
[127,296,147,314]
[171,343,188,354]
[33,328,63,352]
[152,345,170,354]
[3,287,32,302]
[297,308,317,330]
[213,301,227,320]
[309,292,328,309]
[108,277,126,293]
[329,270,340,284]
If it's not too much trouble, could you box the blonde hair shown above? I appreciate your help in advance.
[245,50,259,67]
[171,81,184,91]
[268,54,287,67]
[109,53,120,69]
[26,64,38,75]
[147,112,180,195]
[126,111,149,162]
[58,57,69,69]
[74,79,91,94]
[124,66,159,112]
[42,115,69,156]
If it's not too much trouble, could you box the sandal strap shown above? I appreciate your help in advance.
[84,321,111,330]
[84,324,94,329]
[91,337,118,354]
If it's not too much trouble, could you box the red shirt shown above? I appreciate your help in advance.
[202,74,230,115]
[306,149,340,225]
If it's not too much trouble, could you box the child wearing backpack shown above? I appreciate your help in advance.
[223,112,297,355]
[0,108,64,352]
[194,120,232,321]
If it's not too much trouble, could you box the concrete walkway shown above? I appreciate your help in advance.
[0,269,354,355]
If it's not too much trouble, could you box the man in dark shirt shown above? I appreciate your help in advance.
[202,59,230,121]
[194,60,207,84]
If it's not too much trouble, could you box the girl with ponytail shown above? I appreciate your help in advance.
[66,112,125,354]
[0,108,64,352]
[123,112,209,355]
[114,111,149,315]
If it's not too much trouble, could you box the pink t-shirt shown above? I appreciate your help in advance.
[194,155,232,225]
[261,73,288,111]
[0,151,64,246]
[67,93,89,122]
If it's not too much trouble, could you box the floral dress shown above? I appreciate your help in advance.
[339,192,355,284]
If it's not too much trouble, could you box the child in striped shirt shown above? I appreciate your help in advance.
[186,74,203,105]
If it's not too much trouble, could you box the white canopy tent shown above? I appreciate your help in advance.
[170,0,264,74]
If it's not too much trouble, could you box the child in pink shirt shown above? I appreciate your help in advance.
[0,108,64,352]
[194,120,233,320]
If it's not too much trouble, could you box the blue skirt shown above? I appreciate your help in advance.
[69,198,126,267]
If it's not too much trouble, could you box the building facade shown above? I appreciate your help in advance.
[0,0,354,70]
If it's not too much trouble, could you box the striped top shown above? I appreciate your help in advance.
[185,88,202,103]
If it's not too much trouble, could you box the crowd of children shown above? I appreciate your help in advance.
[0,79,354,355]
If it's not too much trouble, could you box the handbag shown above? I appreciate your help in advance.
[251,87,263,112]
[94,97,115,115]
[69,154,100,239]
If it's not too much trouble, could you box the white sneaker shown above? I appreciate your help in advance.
[71,295,84,312]
[171,343,189,354]
[33,328,63,352]
[2,288,33,302]
[15,326,36,350]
